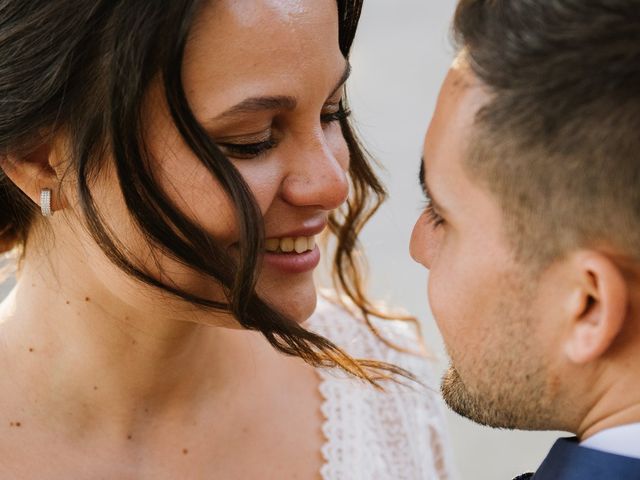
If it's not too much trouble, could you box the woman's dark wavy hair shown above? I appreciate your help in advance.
[0,0,415,385]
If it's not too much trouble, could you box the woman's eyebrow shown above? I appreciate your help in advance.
[212,62,352,122]
[213,96,298,121]
[330,61,352,98]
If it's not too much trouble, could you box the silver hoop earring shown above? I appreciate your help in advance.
[40,188,53,217]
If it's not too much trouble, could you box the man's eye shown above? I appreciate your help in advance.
[423,201,445,228]
[217,138,277,160]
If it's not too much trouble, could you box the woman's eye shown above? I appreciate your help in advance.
[217,138,277,160]
[215,106,351,159]
[321,106,352,124]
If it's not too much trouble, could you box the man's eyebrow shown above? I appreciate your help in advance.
[419,158,428,196]
[212,62,352,122]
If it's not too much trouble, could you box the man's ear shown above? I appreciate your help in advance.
[0,138,68,213]
[563,251,628,364]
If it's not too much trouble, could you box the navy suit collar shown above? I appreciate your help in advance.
[532,437,640,479]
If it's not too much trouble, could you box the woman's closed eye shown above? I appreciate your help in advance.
[217,105,352,160]
[217,137,278,160]
[321,104,351,124]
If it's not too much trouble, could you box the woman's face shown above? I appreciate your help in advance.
[79,0,350,324]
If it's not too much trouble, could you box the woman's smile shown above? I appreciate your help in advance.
[230,220,326,274]
[263,245,321,274]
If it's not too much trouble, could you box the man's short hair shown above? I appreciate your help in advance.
[454,0,640,269]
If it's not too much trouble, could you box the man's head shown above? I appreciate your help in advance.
[410,0,640,435]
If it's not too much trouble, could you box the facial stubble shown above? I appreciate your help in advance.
[440,274,558,430]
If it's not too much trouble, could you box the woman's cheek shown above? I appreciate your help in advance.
[326,124,350,171]
[165,162,238,241]
[235,159,283,214]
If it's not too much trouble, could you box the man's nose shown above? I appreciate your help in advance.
[410,213,432,269]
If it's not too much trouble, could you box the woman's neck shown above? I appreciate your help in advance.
[0,250,264,440]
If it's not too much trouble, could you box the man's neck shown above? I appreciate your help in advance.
[576,374,640,441]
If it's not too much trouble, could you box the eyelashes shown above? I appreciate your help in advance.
[320,107,352,124]
[217,138,277,159]
[218,107,352,160]
[423,200,444,228]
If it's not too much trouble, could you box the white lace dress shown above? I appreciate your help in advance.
[305,296,456,480]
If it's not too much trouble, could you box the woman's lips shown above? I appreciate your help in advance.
[229,224,325,275]
[263,246,321,274]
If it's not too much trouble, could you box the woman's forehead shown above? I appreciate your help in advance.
[187,0,340,60]
[182,0,343,116]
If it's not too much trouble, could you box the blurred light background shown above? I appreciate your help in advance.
[0,1,562,479]
[346,1,561,479]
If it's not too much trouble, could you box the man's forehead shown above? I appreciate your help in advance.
[421,55,490,204]
[442,54,484,105]
[449,52,475,90]
[424,57,487,166]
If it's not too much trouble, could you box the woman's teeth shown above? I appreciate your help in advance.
[265,236,317,254]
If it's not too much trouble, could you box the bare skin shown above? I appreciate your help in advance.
[0,309,323,479]
[410,58,640,440]
[0,0,353,477]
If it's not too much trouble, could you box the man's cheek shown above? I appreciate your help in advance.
[428,271,462,344]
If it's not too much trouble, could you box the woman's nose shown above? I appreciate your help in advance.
[280,139,349,211]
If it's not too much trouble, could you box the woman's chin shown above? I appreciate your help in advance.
[258,279,318,324]
[283,293,318,324]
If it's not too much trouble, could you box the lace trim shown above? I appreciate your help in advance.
[307,296,455,480]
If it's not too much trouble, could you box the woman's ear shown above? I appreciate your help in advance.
[0,138,69,214]
[563,251,628,364]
